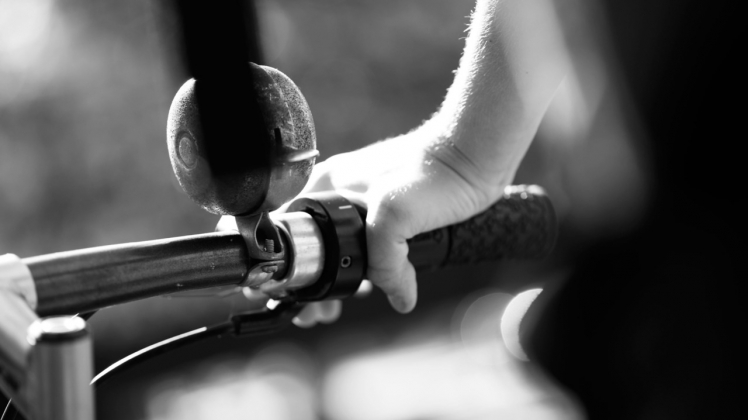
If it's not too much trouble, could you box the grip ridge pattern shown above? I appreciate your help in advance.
[445,185,557,265]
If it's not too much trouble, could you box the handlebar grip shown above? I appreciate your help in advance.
[407,185,557,270]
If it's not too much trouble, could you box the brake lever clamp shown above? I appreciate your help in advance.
[285,192,367,302]
[239,193,368,302]
[235,211,287,288]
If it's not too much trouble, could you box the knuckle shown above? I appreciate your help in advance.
[368,195,406,232]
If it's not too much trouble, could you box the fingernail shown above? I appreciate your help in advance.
[388,295,412,314]
[292,317,316,329]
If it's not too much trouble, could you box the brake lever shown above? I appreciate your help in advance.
[229,300,305,337]
[92,300,305,388]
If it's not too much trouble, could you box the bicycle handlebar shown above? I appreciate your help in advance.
[407,185,555,268]
[16,184,555,316]
[24,232,249,316]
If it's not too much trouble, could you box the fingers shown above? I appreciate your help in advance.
[272,150,426,315]
[365,198,418,313]
[292,300,342,328]
[332,188,420,313]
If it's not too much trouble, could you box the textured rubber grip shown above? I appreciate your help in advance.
[407,185,557,269]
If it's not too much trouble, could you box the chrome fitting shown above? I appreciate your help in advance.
[0,253,37,310]
[27,316,94,420]
[256,212,325,298]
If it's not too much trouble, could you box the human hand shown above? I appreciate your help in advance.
[298,127,515,313]
[217,125,516,319]
[305,0,568,313]
[222,0,566,321]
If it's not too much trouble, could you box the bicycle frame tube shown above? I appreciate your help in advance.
[0,293,36,409]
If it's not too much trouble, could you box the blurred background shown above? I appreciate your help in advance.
[2,0,739,419]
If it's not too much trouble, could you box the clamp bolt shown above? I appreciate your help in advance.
[261,265,278,274]
[340,256,352,268]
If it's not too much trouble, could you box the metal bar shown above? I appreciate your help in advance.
[0,292,38,417]
[25,231,251,316]
[28,316,94,420]
[0,254,37,311]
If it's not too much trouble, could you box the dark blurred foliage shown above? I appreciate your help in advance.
[525,1,743,419]
[0,0,213,256]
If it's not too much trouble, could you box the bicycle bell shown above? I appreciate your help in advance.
[166,63,318,217]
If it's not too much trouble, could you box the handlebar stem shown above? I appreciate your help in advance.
[27,317,94,420]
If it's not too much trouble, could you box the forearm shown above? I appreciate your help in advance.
[424,0,568,194]
[227,0,572,317]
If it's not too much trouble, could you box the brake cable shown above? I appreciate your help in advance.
[90,301,303,387]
